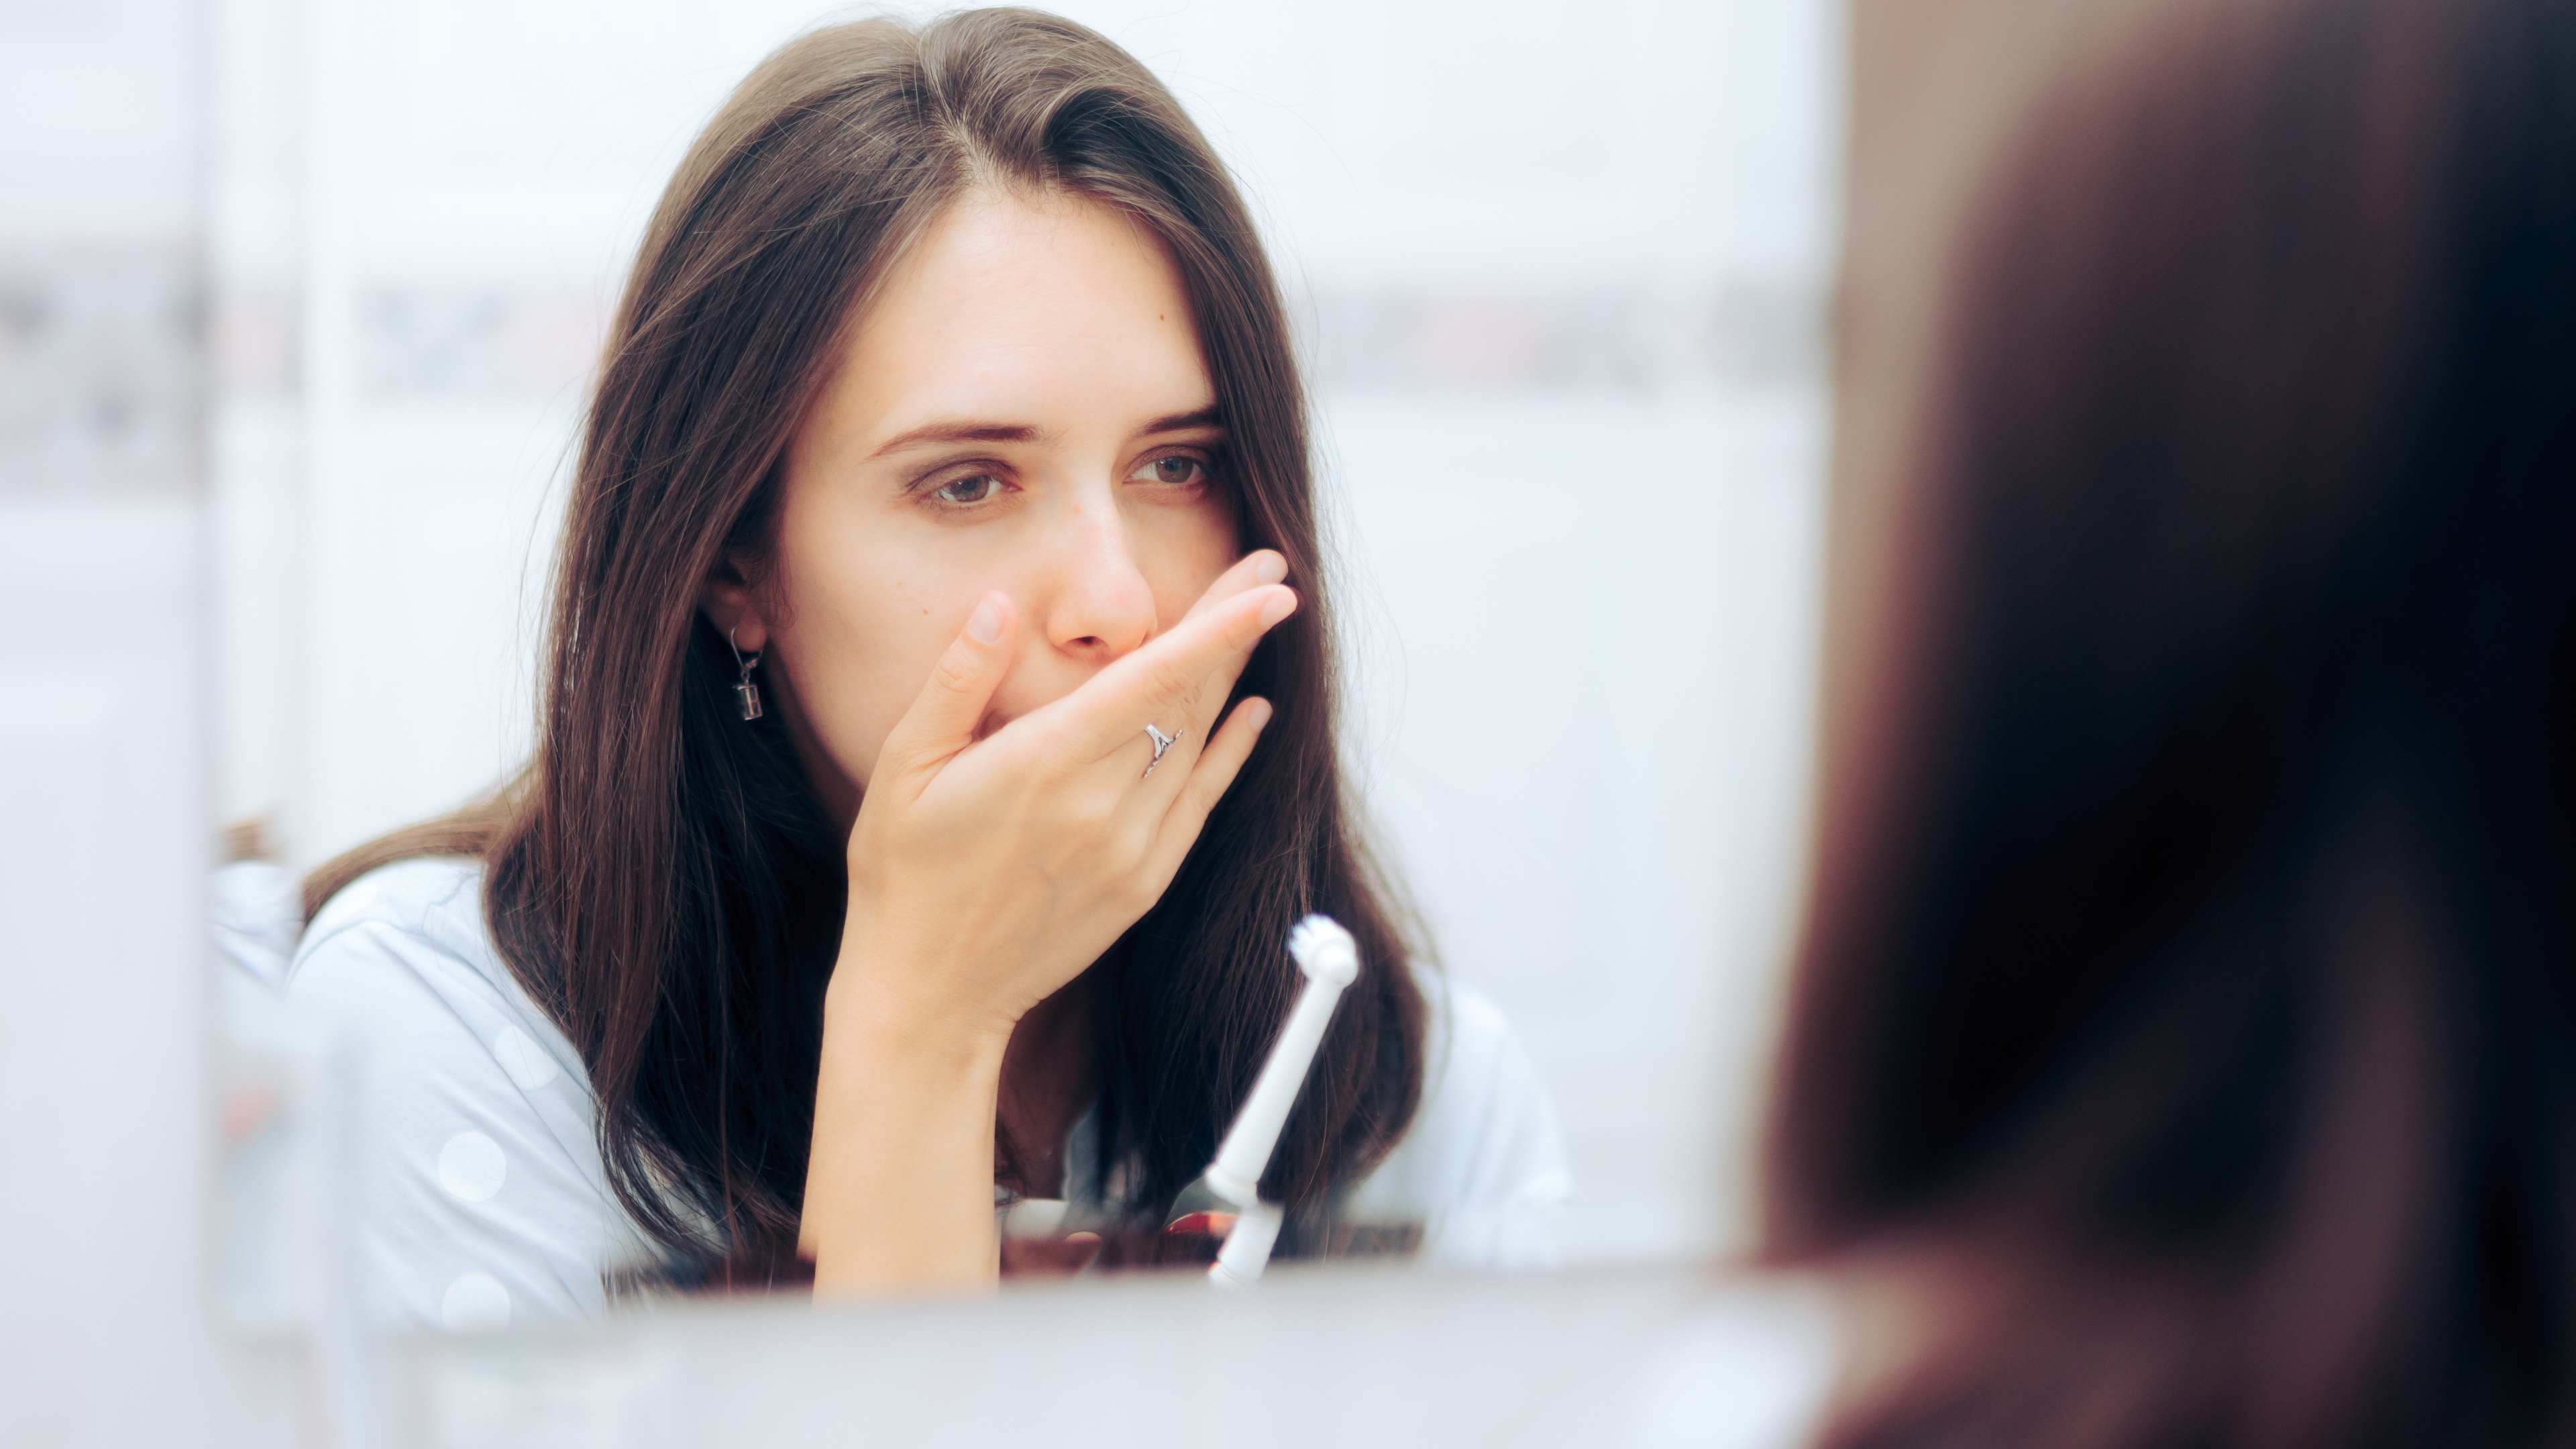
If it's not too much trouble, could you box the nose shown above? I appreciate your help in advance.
[1038,498,1157,665]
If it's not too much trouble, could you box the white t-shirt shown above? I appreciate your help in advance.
[278,856,1573,1331]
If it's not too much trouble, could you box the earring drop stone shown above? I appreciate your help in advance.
[727,626,764,722]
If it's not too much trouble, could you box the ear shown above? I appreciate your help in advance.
[697,551,770,655]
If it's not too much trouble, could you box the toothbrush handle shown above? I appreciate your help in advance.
[1207,1201,1284,1287]
[1204,973,1347,1203]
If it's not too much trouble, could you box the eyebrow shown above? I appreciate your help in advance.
[864,407,1226,461]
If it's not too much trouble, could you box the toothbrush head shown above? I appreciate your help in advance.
[1287,914,1360,987]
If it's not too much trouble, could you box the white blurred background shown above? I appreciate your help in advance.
[200,0,1841,1266]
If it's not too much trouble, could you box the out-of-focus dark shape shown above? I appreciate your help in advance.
[0,251,199,496]
[1768,0,2576,1443]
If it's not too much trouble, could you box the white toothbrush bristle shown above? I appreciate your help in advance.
[1287,914,1360,985]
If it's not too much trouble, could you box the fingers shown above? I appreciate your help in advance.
[873,591,1016,791]
[1046,583,1297,763]
[1144,696,1274,885]
[1129,617,1258,808]
[1119,549,1289,793]
[1181,549,1289,624]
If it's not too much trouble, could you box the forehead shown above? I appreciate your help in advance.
[814,188,1212,445]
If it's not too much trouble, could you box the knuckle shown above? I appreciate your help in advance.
[1142,641,1209,698]
[1117,861,1163,912]
[1176,782,1218,828]
[1145,662,1197,706]
[1070,788,1122,835]
[932,655,979,696]
[1232,596,1279,643]
[1195,758,1245,810]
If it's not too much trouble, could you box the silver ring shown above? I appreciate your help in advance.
[1142,722,1182,778]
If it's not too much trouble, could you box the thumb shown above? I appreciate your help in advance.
[876,591,1015,786]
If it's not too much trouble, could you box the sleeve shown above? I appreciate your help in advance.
[281,918,631,1331]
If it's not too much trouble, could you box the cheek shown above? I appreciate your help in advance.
[769,506,973,790]
[1144,495,1246,618]
[786,614,934,790]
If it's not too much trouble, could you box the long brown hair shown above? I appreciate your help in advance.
[307,8,1425,1281]
[1768,0,2576,1441]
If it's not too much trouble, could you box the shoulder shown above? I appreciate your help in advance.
[282,855,633,1328]
[1408,974,1548,1136]
[285,857,560,1062]
[1343,969,1573,1267]
[1412,974,1570,1190]
[283,853,586,1124]
[1417,972,1526,1078]
[211,859,303,987]
[293,855,495,989]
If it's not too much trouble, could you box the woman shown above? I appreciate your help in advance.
[1764,0,2575,1441]
[286,8,1567,1328]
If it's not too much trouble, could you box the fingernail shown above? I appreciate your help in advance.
[1246,698,1275,731]
[1252,551,1288,585]
[1258,589,1297,628]
[967,594,1004,644]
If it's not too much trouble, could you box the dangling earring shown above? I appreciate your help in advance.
[729,627,764,721]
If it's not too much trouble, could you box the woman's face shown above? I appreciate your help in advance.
[708,187,1243,826]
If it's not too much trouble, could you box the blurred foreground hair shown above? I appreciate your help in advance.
[1768,0,2576,1442]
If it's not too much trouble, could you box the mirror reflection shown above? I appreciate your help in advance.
[205,0,1835,1330]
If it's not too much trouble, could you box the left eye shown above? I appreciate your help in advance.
[932,474,1002,505]
[1133,455,1207,486]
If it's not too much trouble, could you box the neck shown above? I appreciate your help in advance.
[996,966,1104,1198]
